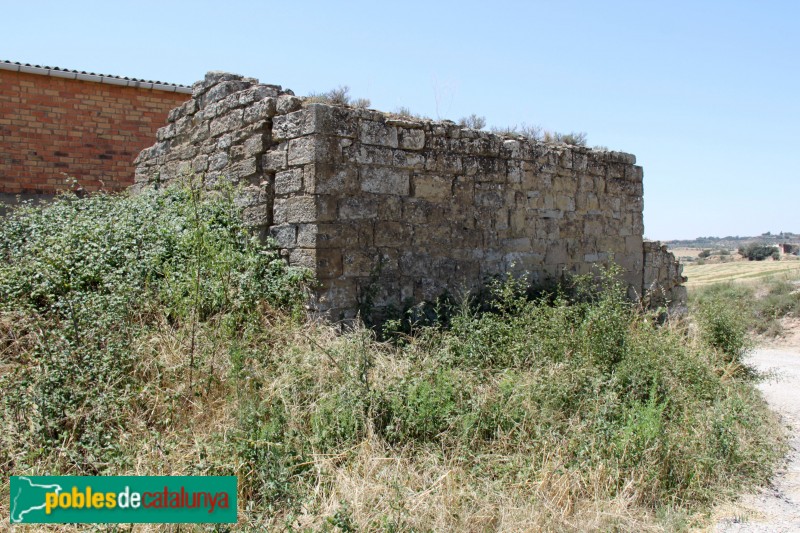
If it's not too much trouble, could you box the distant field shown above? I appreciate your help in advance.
[683,260,800,287]
[670,247,703,259]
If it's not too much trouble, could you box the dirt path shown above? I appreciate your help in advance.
[716,328,800,532]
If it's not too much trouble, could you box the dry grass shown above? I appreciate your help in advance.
[2,310,745,533]
[683,260,800,287]
[0,222,785,533]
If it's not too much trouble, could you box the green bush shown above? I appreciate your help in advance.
[696,298,750,368]
[739,243,779,261]
[381,368,464,444]
[0,186,312,471]
[691,279,800,337]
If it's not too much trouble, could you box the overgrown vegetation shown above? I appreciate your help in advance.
[305,85,371,109]
[0,184,311,473]
[457,115,589,146]
[0,188,786,531]
[457,113,487,130]
[739,243,780,261]
[691,277,800,337]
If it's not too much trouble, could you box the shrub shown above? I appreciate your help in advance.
[457,114,486,130]
[380,368,464,444]
[305,86,370,109]
[693,292,751,370]
[543,130,588,146]
[0,185,312,471]
[739,243,779,261]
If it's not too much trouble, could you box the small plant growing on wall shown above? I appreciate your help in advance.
[305,85,370,108]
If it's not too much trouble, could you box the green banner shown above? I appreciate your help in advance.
[9,476,237,524]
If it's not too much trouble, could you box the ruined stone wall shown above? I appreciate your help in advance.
[643,242,687,309]
[135,72,685,319]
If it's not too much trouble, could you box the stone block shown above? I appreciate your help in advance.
[315,195,338,222]
[501,237,532,252]
[343,250,379,277]
[625,165,644,183]
[270,224,297,247]
[475,186,503,208]
[316,249,343,278]
[276,95,303,114]
[208,152,229,171]
[374,221,413,247]
[360,166,410,195]
[231,158,259,180]
[189,156,208,175]
[234,183,270,208]
[167,99,197,123]
[288,136,316,165]
[555,195,576,212]
[392,150,426,170]
[289,248,316,269]
[399,128,425,150]
[545,244,568,264]
[301,163,343,194]
[262,147,287,172]
[243,98,276,124]
[273,196,317,224]
[339,196,378,220]
[351,144,395,166]
[273,110,313,141]
[360,120,398,148]
[412,225,452,247]
[425,153,463,174]
[304,104,358,138]
[209,109,244,138]
[413,174,452,201]
[275,168,303,195]
[241,204,270,227]
[314,223,369,249]
[243,135,266,157]
[156,123,176,141]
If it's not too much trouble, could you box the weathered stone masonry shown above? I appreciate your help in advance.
[135,72,685,319]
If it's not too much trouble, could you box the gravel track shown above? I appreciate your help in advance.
[716,342,800,532]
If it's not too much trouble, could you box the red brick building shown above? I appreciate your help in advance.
[0,60,190,203]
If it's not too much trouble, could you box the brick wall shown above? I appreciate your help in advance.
[0,69,189,195]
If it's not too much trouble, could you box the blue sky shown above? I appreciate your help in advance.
[3,1,798,240]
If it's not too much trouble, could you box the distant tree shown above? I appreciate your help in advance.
[739,243,779,261]
[698,249,712,258]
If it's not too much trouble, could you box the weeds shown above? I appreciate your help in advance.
[0,192,786,530]
[305,86,371,109]
[691,276,800,337]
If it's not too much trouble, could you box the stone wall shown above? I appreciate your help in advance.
[135,72,686,319]
[642,241,687,309]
